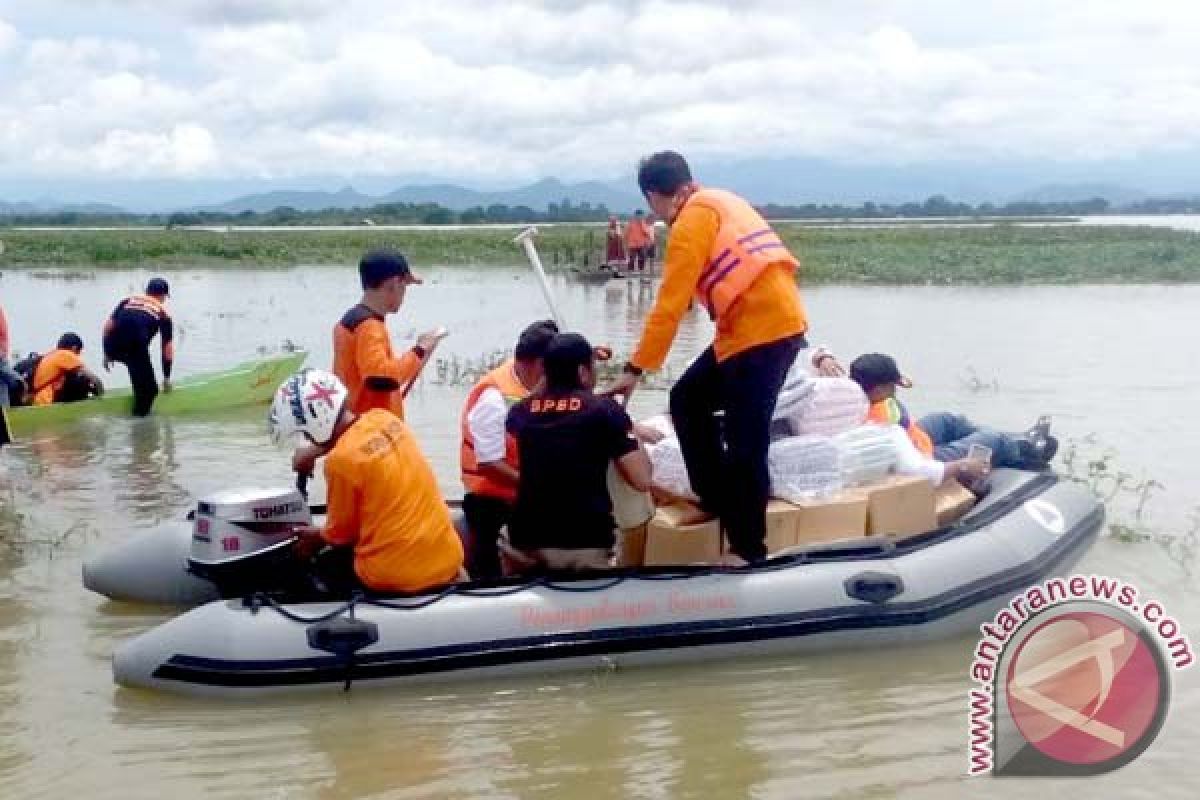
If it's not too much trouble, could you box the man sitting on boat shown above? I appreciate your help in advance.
[460,319,559,580]
[27,333,105,406]
[849,353,1058,471]
[268,368,467,594]
[504,333,653,573]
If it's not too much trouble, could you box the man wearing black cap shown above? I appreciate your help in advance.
[850,352,1057,470]
[102,276,174,416]
[332,248,446,424]
[505,333,653,572]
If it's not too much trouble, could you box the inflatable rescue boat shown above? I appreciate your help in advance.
[109,469,1102,696]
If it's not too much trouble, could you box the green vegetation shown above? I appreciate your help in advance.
[2,223,1200,283]
[787,223,1200,284]
[1061,435,1199,573]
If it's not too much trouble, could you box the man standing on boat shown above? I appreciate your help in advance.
[459,319,558,580]
[625,210,652,273]
[604,151,815,566]
[102,277,174,417]
[332,248,446,423]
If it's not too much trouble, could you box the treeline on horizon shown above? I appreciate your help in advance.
[4,193,1200,228]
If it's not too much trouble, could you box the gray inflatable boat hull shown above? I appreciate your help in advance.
[83,521,221,606]
[113,471,1103,696]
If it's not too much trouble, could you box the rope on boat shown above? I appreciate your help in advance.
[252,472,1060,626]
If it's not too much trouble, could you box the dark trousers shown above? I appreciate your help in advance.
[918,412,1023,467]
[628,246,647,272]
[462,493,513,580]
[670,334,804,561]
[54,370,97,403]
[115,347,158,416]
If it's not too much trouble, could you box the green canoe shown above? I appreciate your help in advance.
[6,350,307,438]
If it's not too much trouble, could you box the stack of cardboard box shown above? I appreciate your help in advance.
[627,472,977,567]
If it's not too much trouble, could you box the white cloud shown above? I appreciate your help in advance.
[0,17,16,54]
[3,0,1200,183]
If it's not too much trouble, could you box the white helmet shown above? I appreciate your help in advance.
[268,368,349,447]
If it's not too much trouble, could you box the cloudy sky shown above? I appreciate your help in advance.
[2,0,1200,193]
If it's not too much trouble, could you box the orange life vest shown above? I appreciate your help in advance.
[867,398,934,457]
[625,218,651,249]
[687,189,798,319]
[460,359,529,501]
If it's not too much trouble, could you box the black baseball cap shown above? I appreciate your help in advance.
[849,353,913,392]
[146,277,170,297]
[359,247,422,289]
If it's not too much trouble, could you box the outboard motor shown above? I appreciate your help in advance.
[187,487,311,597]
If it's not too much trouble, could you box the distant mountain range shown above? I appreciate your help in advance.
[2,172,1198,217]
[194,178,644,214]
[0,200,127,214]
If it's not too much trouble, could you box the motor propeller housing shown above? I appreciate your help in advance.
[188,487,311,569]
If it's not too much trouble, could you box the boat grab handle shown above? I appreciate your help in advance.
[844,571,905,604]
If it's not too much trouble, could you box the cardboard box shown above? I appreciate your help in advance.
[644,509,722,565]
[765,499,800,553]
[616,524,647,567]
[792,491,869,545]
[865,474,938,539]
[934,479,977,527]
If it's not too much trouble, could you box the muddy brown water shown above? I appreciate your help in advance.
[0,267,1197,798]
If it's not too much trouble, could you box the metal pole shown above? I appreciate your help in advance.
[513,226,567,328]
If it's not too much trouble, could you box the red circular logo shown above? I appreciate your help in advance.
[1005,610,1166,767]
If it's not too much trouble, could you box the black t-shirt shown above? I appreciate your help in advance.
[506,390,639,551]
[103,296,174,364]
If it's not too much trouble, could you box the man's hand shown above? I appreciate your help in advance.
[292,443,326,476]
[292,527,326,560]
[814,354,846,377]
[416,327,449,353]
[948,458,990,484]
[633,422,665,445]
[601,371,639,406]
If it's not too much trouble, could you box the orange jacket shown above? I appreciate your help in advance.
[460,359,528,501]
[31,348,84,406]
[332,305,422,421]
[867,398,934,457]
[625,218,651,249]
[323,409,464,592]
[631,188,808,370]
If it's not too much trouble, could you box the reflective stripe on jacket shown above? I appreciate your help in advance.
[688,189,799,319]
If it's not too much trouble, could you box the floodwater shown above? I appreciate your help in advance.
[0,266,1197,798]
